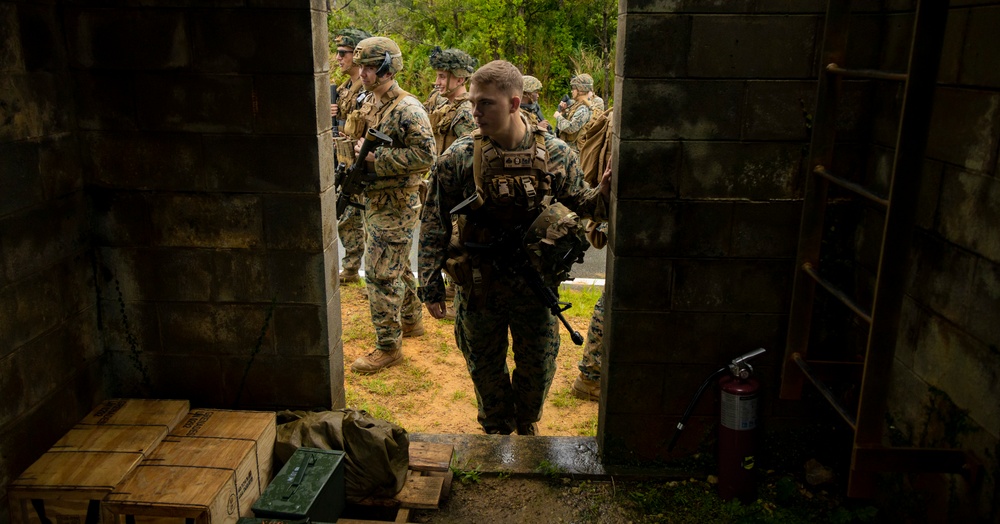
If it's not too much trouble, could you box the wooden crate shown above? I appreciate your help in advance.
[144,437,261,517]
[169,410,275,484]
[103,465,242,524]
[79,399,190,433]
[52,425,169,455]
[8,451,144,524]
[345,442,454,524]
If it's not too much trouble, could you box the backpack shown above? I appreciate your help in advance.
[577,108,612,188]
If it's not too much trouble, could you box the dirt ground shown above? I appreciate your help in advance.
[340,281,599,437]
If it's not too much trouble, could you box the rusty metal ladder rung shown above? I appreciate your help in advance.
[779,0,971,497]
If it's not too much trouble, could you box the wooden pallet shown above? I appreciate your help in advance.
[339,442,454,524]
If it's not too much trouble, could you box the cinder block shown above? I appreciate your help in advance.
[253,73,325,135]
[912,315,1000,438]
[731,201,800,258]
[878,12,915,74]
[16,3,66,72]
[148,193,263,249]
[318,130,336,191]
[966,258,1000,348]
[607,255,673,311]
[0,348,26,425]
[311,8,330,75]
[189,9,315,74]
[688,15,819,78]
[142,353,226,407]
[607,310,783,366]
[895,296,926,369]
[19,318,97,408]
[615,201,732,257]
[65,8,189,70]
[0,195,88,281]
[906,232,975,325]
[0,141,41,216]
[937,8,968,84]
[203,135,320,193]
[81,131,206,190]
[91,189,152,246]
[158,303,275,357]
[135,74,254,133]
[0,4,25,72]
[604,362,668,415]
[754,0,826,13]
[0,73,63,139]
[671,259,792,313]
[73,72,137,131]
[98,301,162,357]
[220,355,332,410]
[625,0,754,14]
[927,87,1000,173]
[263,194,323,251]
[272,305,327,357]
[212,251,271,303]
[38,135,84,199]
[679,141,803,200]
[742,81,815,141]
[939,167,1000,262]
[320,186,337,250]
[618,79,744,140]
[615,140,680,200]
[135,248,214,302]
[961,6,1000,88]
[268,251,326,304]
[617,14,690,78]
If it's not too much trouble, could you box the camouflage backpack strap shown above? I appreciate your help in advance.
[369,84,413,131]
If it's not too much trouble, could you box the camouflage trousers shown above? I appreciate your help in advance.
[338,203,366,272]
[363,187,422,351]
[454,277,560,434]
[577,290,605,381]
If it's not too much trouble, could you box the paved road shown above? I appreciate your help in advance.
[338,238,607,283]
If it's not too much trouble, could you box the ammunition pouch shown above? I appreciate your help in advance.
[344,111,367,140]
[335,136,357,166]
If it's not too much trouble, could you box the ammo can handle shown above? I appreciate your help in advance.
[282,454,318,500]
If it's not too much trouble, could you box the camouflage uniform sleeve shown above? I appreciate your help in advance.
[451,101,477,140]
[546,136,608,222]
[557,104,592,134]
[374,96,436,176]
[417,137,475,303]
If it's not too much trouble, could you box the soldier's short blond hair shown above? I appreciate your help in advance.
[470,60,523,98]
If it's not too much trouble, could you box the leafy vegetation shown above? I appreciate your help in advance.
[327,0,618,105]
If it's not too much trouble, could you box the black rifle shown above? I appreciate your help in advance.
[330,84,339,134]
[335,128,392,219]
[560,94,572,113]
[451,193,585,345]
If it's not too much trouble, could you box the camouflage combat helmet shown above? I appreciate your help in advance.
[523,203,590,287]
[522,75,543,94]
[570,73,594,93]
[353,36,404,75]
[334,28,371,50]
[428,46,478,78]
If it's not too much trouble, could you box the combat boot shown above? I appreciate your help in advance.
[402,319,425,338]
[339,268,360,283]
[350,346,403,374]
[516,422,539,436]
[572,374,601,401]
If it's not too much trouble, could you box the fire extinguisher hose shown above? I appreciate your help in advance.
[666,366,728,452]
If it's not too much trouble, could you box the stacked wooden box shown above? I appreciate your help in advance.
[7,401,277,524]
[7,399,190,524]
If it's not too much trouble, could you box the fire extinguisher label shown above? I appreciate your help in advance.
[720,390,757,430]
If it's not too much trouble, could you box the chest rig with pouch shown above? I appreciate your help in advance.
[445,127,553,309]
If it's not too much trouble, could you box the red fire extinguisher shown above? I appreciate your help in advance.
[667,348,767,503]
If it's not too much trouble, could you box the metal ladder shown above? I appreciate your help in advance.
[779,0,970,497]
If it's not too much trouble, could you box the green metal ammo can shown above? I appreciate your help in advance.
[252,448,346,522]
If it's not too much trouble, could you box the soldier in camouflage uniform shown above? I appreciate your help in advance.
[347,36,437,374]
[418,60,611,435]
[553,73,595,153]
[427,46,478,155]
[332,28,372,283]
[519,75,550,133]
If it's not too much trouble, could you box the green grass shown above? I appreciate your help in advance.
[549,387,581,408]
[558,284,603,318]
[360,378,396,396]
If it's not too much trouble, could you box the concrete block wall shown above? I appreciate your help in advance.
[0,0,103,513]
[884,2,1000,519]
[73,0,342,410]
[603,0,837,463]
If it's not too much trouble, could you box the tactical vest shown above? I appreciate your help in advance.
[558,99,592,147]
[429,94,472,155]
[446,125,555,307]
[336,77,366,137]
[345,84,421,192]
